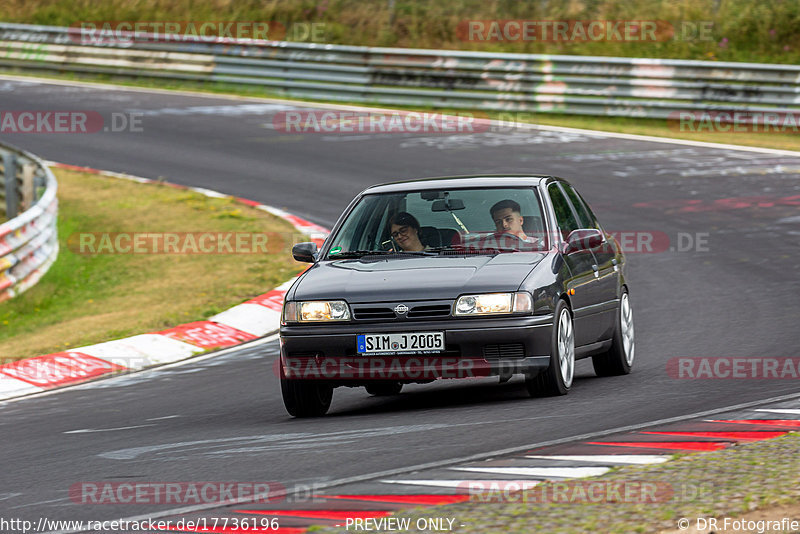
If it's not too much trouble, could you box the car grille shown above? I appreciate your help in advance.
[351,301,453,321]
[483,343,526,360]
[352,307,396,320]
[407,304,452,318]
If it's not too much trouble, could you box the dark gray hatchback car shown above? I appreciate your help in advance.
[280,175,634,417]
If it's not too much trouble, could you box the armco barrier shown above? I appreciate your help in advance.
[0,142,58,302]
[0,22,799,120]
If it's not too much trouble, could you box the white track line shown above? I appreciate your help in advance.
[380,479,541,490]
[451,466,610,478]
[754,408,800,415]
[525,454,669,465]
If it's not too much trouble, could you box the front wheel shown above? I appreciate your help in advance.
[281,378,333,417]
[525,300,574,397]
[592,289,634,376]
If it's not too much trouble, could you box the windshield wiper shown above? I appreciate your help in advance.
[328,250,436,259]
[432,246,521,255]
[328,250,392,259]
[399,250,438,256]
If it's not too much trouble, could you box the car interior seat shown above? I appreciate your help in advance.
[438,228,462,247]
[522,215,543,238]
[418,226,443,248]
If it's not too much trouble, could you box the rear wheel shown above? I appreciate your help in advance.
[592,289,634,376]
[281,378,333,417]
[365,381,403,396]
[526,300,574,396]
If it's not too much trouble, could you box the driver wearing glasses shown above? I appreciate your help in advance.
[388,211,427,252]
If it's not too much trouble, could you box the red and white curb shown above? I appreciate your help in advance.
[139,403,800,533]
[0,162,329,401]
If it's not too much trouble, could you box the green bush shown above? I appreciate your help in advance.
[1,0,797,63]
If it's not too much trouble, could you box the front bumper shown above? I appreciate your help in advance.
[280,315,553,383]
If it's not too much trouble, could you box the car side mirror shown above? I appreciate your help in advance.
[563,229,603,254]
[292,242,318,263]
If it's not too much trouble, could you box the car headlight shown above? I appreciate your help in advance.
[283,300,351,323]
[454,292,533,316]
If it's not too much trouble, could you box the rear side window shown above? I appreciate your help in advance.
[563,184,600,230]
[562,184,594,229]
[548,184,579,239]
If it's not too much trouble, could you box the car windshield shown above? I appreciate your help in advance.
[325,187,548,259]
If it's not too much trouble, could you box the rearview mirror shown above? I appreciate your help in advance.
[563,229,603,254]
[292,242,318,263]
[431,198,465,211]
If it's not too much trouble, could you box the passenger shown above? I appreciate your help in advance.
[389,212,426,252]
[490,199,538,244]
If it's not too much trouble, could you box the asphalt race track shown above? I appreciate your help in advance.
[1,77,800,527]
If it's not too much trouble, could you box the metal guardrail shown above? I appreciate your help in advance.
[0,141,58,303]
[1,22,799,119]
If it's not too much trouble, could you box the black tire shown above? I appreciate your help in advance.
[281,378,333,417]
[525,299,574,397]
[592,289,635,376]
[365,381,403,396]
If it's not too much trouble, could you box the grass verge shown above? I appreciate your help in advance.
[314,432,800,533]
[2,0,799,64]
[3,70,800,153]
[0,167,304,361]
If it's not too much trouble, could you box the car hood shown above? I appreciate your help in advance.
[290,253,546,302]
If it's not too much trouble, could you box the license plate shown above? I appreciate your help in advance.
[357,332,445,355]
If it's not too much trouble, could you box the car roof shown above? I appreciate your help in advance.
[363,174,559,194]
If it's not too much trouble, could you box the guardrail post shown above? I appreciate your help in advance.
[21,163,36,211]
[3,153,19,218]
[33,168,46,202]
